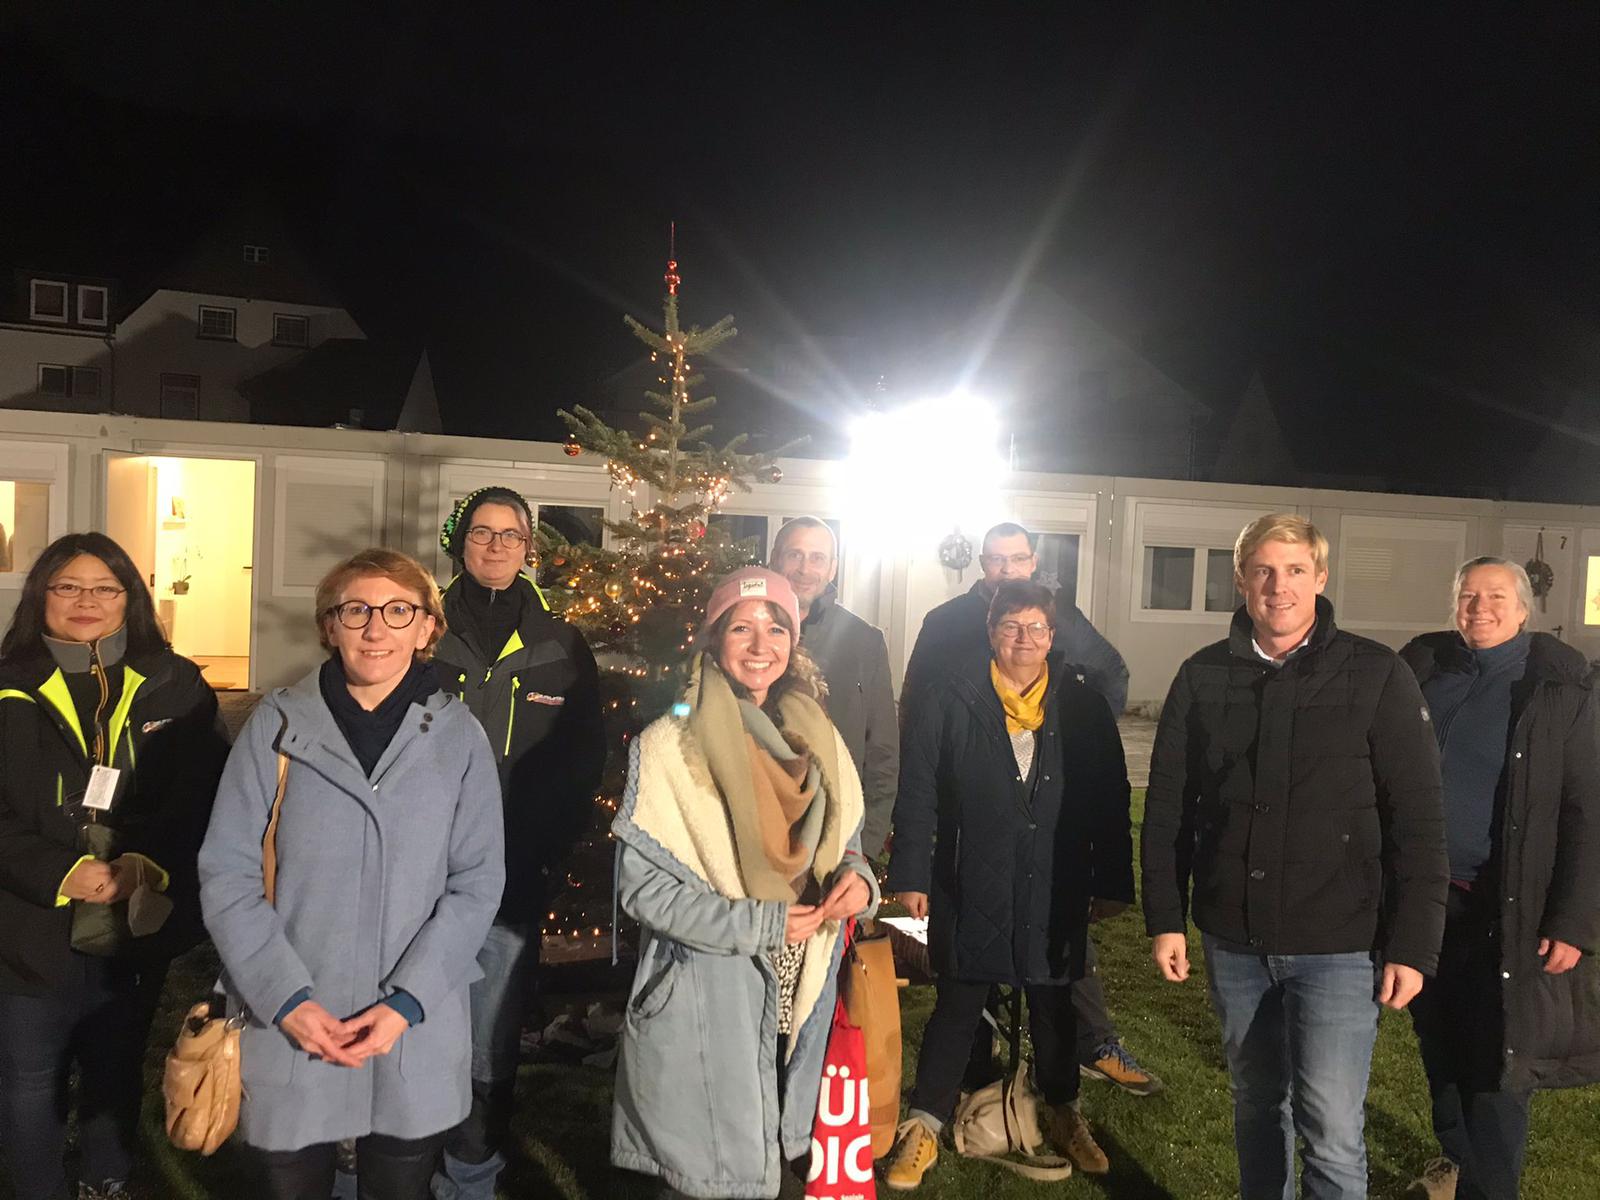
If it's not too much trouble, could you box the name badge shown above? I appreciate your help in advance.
[82,765,120,812]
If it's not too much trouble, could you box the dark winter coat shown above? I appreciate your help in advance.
[0,646,228,994]
[1142,597,1449,972]
[888,649,1134,985]
[800,586,899,856]
[433,573,605,923]
[902,580,1129,717]
[1400,631,1600,1091]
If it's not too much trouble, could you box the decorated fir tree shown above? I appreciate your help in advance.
[536,248,794,953]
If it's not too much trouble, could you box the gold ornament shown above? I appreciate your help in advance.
[604,579,624,600]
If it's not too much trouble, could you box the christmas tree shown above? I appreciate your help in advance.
[536,245,795,954]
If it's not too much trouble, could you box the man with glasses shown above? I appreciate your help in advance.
[428,487,606,1200]
[903,523,1127,715]
[769,516,898,856]
[900,522,1161,1098]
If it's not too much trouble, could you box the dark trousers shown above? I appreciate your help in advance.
[1410,887,1532,1200]
[1072,938,1117,1060]
[911,979,1079,1122]
[253,1131,447,1200]
[963,939,1116,1090]
[0,955,167,1200]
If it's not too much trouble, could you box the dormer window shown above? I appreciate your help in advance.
[243,244,270,265]
[77,285,108,327]
[29,280,68,323]
[272,313,309,348]
[197,305,237,341]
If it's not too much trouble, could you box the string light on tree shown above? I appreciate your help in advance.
[531,229,802,950]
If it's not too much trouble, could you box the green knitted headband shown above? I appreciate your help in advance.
[439,486,535,558]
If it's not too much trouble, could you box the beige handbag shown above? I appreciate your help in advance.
[950,1060,1073,1182]
[162,749,288,1155]
[840,920,903,1158]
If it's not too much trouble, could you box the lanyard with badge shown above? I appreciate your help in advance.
[67,740,172,938]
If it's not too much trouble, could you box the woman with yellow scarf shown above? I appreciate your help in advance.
[886,579,1134,1188]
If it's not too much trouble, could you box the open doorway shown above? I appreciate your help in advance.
[106,455,256,690]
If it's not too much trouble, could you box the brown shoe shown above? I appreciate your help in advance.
[1045,1104,1109,1175]
[1410,1157,1458,1199]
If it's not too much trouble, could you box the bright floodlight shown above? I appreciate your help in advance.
[843,394,1008,554]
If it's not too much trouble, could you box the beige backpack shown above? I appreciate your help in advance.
[949,1061,1073,1182]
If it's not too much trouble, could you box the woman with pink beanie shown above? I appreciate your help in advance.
[609,567,879,1199]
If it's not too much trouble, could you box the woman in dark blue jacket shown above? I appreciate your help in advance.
[885,580,1133,1187]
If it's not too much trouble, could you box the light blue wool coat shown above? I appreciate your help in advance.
[198,668,505,1151]
[610,717,880,1199]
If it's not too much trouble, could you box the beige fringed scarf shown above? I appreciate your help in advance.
[684,653,847,902]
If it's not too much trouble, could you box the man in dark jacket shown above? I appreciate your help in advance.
[1398,557,1600,1200]
[902,522,1128,714]
[1144,513,1448,1199]
[429,486,606,1200]
[770,517,898,855]
[900,522,1160,1096]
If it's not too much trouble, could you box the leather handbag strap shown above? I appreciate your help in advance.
[261,750,289,907]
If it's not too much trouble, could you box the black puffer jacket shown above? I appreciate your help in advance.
[888,650,1133,985]
[1142,597,1449,972]
[1400,631,1600,1091]
[0,646,228,994]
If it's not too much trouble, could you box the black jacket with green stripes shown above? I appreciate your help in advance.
[0,645,229,994]
[433,574,605,923]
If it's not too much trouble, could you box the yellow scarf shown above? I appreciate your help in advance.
[991,660,1049,734]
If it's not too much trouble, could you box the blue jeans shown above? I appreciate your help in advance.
[434,921,535,1200]
[1203,937,1381,1200]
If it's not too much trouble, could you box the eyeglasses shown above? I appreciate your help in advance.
[996,620,1052,640]
[327,600,423,630]
[980,553,1035,568]
[465,526,528,548]
[46,583,126,601]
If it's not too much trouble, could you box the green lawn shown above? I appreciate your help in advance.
[44,792,1600,1197]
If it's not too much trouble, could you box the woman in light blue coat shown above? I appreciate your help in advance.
[199,549,504,1200]
[611,567,879,1200]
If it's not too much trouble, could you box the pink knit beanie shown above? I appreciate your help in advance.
[698,567,801,642]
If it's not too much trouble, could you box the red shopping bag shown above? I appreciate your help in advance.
[805,997,877,1200]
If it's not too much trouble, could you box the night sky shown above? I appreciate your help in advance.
[3,4,1596,493]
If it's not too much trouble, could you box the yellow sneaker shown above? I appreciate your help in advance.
[883,1118,939,1191]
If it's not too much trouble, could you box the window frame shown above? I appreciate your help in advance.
[76,284,109,327]
[29,280,69,324]
[197,305,237,341]
[36,364,101,400]
[1127,500,1274,625]
[272,313,310,348]
[243,244,270,265]
[159,373,201,420]
[0,439,70,586]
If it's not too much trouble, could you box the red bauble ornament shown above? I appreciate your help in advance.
[563,437,582,457]
[691,521,706,539]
